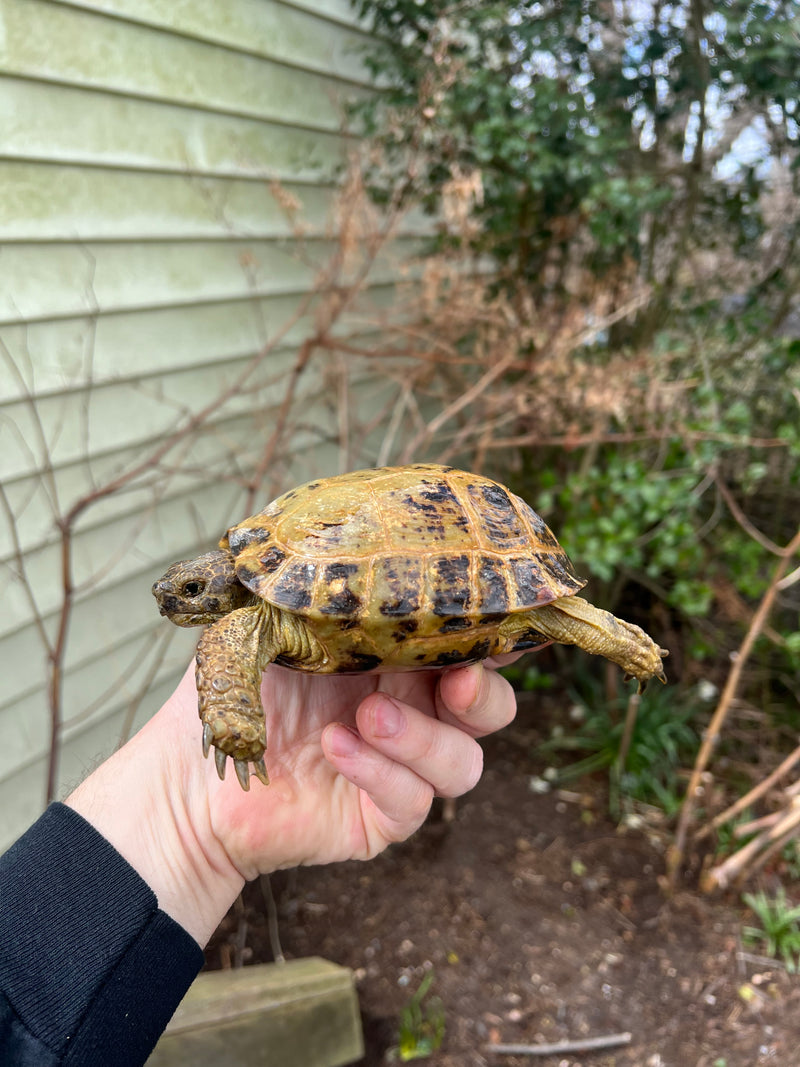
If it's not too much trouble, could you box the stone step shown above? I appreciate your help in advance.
[147,957,364,1067]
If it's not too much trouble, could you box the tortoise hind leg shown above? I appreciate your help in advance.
[196,603,277,789]
[501,595,667,686]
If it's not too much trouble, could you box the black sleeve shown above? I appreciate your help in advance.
[0,803,205,1066]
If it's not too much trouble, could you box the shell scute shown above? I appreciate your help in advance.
[465,481,530,551]
[475,556,511,614]
[267,560,315,611]
[430,555,472,616]
[509,557,553,605]
[374,557,422,618]
[318,561,364,617]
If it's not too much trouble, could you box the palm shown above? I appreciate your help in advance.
[202,664,452,876]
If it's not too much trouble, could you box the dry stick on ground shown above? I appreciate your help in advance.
[485,1031,632,1056]
[695,740,800,843]
[669,525,800,888]
[704,801,800,891]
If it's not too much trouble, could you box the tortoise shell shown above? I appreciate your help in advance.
[219,464,585,672]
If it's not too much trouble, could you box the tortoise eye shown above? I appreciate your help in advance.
[182,580,205,598]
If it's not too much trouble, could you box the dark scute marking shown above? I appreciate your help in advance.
[228,525,272,555]
[337,617,360,630]
[479,612,508,625]
[235,559,266,591]
[417,482,468,529]
[377,558,421,617]
[340,652,382,672]
[258,545,287,573]
[431,649,472,667]
[509,627,551,652]
[467,482,529,548]
[439,616,472,633]
[481,483,516,512]
[395,618,418,634]
[324,562,360,581]
[431,555,472,616]
[468,638,492,661]
[540,553,580,587]
[379,594,420,617]
[269,560,314,610]
[320,588,362,617]
[419,486,455,504]
[477,557,509,613]
[403,493,439,514]
[521,503,560,546]
[510,558,548,605]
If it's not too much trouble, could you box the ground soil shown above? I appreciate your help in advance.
[208,693,800,1067]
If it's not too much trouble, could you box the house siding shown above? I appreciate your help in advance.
[0,0,412,847]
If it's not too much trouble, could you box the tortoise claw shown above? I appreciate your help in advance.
[202,723,213,758]
[214,747,227,781]
[234,759,251,791]
[253,757,269,786]
[201,729,267,790]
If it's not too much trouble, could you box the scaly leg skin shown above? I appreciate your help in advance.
[195,603,276,790]
[503,595,668,686]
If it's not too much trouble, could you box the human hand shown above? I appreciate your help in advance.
[67,656,519,945]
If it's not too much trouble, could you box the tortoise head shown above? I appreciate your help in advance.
[152,549,254,627]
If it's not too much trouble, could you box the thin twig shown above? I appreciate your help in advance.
[695,740,800,842]
[703,801,800,891]
[715,474,784,556]
[486,1031,632,1056]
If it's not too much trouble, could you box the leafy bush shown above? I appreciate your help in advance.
[537,678,700,815]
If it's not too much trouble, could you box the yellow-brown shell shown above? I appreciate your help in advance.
[220,465,584,670]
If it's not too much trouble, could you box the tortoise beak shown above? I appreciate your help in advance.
[152,579,177,616]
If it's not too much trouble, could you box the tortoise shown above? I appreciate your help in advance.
[152,464,667,790]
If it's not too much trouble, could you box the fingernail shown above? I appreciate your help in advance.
[464,663,484,711]
[372,695,405,738]
[327,723,362,757]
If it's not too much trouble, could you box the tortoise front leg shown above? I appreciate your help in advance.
[195,603,277,790]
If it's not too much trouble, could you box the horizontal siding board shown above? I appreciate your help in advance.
[0,280,402,410]
[0,158,432,244]
[1,76,349,180]
[0,347,324,493]
[0,162,337,241]
[1,0,369,123]
[0,237,424,328]
[52,0,374,81]
[268,0,364,30]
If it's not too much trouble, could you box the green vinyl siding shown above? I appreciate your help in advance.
[0,0,409,848]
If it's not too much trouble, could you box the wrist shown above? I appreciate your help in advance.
[66,667,245,946]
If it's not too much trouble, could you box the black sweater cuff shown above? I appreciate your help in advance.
[0,802,204,1066]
